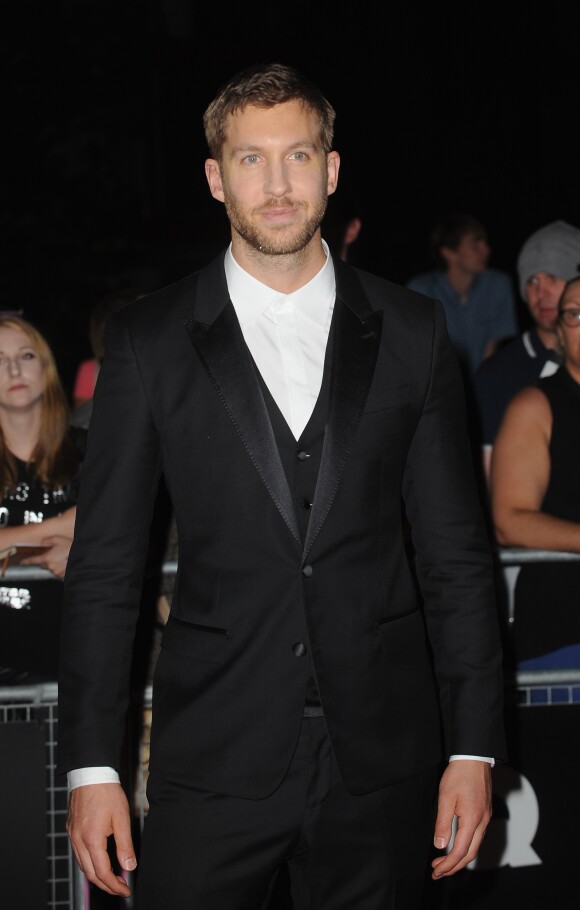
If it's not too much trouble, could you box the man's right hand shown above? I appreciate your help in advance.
[67,783,137,897]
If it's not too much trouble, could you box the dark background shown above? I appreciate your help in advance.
[4,0,579,395]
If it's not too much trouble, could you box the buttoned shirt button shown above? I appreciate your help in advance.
[292,642,307,657]
[302,498,312,510]
[302,564,313,577]
[297,450,310,461]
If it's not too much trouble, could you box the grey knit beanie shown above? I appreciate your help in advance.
[517,220,580,299]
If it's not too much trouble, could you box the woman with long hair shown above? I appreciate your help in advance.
[0,315,85,681]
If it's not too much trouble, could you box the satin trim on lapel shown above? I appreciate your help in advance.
[303,301,383,559]
[185,302,302,548]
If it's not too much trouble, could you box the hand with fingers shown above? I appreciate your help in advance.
[431,759,492,880]
[67,783,137,897]
[20,534,73,578]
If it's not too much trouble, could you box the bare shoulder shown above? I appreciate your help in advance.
[494,386,553,459]
[503,385,551,425]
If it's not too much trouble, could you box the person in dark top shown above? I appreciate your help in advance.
[71,287,147,425]
[475,220,580,485]
[491,276,580,668]
[0,315,84,681]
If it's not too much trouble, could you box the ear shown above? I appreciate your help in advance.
[326,151,340,197]
[205,159,225,202]
[440,245,455,268]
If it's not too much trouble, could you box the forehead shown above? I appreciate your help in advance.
[224,99,321,150]
[0,326,33,349]
[562,279,580,303]
[457,230,486,245]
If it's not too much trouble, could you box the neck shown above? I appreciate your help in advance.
[0,407,42,462]
[565,361,580,384]
[536,326,561,351]
[231,232,327,294]
[446,265,475,301]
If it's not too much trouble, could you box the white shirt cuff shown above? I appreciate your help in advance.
[449,754,495,767]
[67,767,121,790]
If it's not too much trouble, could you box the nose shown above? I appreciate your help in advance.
[8,356,21,377]
[535,277,553,303]
[263,160,292,198]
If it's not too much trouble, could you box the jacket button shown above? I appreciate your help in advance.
[302,564,313,577]
[292,642,307,657]
[297,450,310,461]
[302,498,312,510]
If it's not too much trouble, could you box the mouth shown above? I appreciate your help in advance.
[259,207,297,224]
[8,384,27,392]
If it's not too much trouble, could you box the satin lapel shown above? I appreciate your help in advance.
[303,299,383,560]
[185,301,302,548]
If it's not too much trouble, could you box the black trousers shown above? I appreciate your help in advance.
[135,717,439,909]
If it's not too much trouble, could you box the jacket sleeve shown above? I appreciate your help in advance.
[57,310,162,776]
[402,300,507,761]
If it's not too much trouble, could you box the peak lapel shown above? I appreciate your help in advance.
[185,301,301,548]
[303,273,383,560]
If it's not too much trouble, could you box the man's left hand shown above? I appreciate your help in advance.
[431,759,492,879]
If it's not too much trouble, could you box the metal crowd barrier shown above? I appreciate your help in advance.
[1,549,579,908]
[0,681,76,909]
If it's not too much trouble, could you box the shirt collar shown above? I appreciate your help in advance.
[224,240,336,329]
[527,328,563,363]
[437,271,482,300]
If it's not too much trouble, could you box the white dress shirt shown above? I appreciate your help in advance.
[68,241,491,791]
[224,240,336,438]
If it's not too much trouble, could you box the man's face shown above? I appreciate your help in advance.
[524,272,567,334]
[205,100,339,256]
[443,231,490,276]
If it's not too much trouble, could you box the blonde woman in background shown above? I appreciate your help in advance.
[0,315,85,681]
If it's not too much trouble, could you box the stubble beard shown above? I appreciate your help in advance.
[223,191,328,256]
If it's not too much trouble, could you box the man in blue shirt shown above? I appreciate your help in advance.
[407,214,518,379]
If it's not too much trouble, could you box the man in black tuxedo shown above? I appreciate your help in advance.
[58,62,506,909]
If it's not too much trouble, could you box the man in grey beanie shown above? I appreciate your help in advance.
[474,220,580,484]
[517,220,580,300]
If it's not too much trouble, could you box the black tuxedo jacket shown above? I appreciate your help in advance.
[58,251,506,798]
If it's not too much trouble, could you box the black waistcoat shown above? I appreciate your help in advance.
[253,330,334,709]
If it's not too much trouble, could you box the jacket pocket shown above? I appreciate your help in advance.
[364,383,410,415]
[378,609,426,655]
[160,614,232,664]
